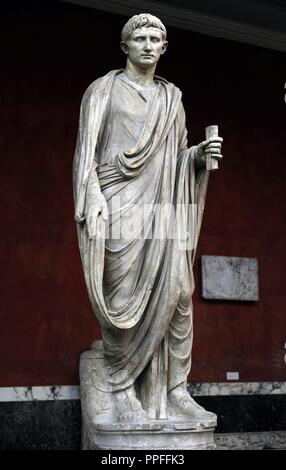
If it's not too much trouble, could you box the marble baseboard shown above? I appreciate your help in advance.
[0,394,285,449]
[195,394,286,433]
[188,381,286,396]
[0,386,80,402]
[1,382,285,402]
[0,400,81,450]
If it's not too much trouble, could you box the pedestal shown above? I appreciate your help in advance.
[80,342,217,450]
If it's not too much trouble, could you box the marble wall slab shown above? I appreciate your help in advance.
[201,255,259,301]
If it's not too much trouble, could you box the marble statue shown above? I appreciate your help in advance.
[73,13,223,449]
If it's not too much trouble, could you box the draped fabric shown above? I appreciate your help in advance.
[73,71,209,414]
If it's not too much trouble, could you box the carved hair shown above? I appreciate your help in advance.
[121,13,167,42]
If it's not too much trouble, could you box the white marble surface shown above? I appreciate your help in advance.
[215,431,286,450]
[73,11,223,427]
[0,386,80,402]
[202,255,259,301]
[188,381,286,396]
[0,382,285,402]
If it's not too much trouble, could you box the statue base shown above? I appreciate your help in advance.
[80,343,216,450]
[82,420,216,450]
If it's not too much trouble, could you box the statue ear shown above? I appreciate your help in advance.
[120,41,129,55]
[161,40,168,55]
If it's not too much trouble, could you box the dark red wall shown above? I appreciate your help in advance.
[1,1,286,386]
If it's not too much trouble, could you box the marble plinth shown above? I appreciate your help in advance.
[82,420,216,450]
[80,343,216,450]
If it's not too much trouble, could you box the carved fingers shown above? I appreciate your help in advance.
[85,195,109,240]
[204,137,223,160]
[86,207,100,239]
[196,137,223,165]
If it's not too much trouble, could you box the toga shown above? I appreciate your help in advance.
[73,70,209,418]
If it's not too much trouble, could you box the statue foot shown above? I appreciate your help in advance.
[115,385,149,423]
[168,384,216,422]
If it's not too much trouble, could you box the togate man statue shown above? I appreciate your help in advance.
[73,13,223,449]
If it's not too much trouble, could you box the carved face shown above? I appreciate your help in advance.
[121,27,168,68]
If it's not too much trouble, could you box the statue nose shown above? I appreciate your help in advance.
[144,40,152,51]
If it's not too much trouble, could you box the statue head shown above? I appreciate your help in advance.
[120,13,168,69]
[121,13,167,42]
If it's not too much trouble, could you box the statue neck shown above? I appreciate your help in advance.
[124,59,156,88]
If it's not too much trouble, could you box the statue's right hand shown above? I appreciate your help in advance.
[85,193,108,240]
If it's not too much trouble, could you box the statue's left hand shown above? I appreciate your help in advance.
[195,137,223,168]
